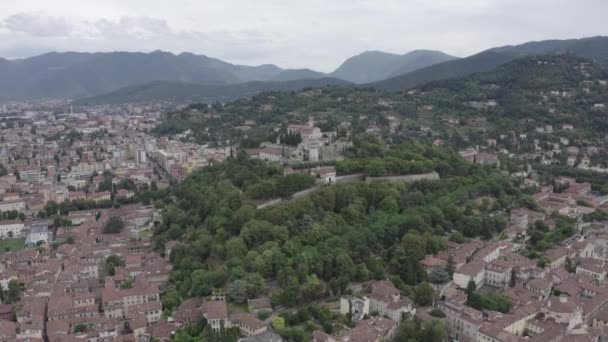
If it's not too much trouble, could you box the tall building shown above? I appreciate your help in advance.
[20,167,42,184]
[47,165,56,177]
[136,150,148,164]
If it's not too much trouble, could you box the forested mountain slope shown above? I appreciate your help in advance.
[152,55,608,149]
[331,50,457,83]
[371,36,608,90]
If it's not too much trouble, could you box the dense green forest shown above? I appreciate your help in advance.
[153,136,528,339]
[336,138,438,176]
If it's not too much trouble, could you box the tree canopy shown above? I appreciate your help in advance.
[154,140,527,312]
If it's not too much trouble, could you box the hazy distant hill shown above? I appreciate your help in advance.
[74,77,353,105]
[271,69,327,81]
[330,50,458,84]
[4,36,608,102]
[371,36,608,90]
[0,51,290,101]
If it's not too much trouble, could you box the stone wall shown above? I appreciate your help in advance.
[364,171,440,183]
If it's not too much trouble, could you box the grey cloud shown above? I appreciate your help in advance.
[88,17,174,39]
[0,12,72,37]
[0,13,193,41]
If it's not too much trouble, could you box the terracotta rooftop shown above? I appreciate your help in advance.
[230,313,266,330]
[202,300,228,320]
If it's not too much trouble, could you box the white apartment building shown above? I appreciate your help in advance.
[0,200,26,212]
[0,220,25,238]
[20,168,42,184]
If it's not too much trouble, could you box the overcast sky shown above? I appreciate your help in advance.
[0,0,606,72]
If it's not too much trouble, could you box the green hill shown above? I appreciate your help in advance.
[74,78,353,105]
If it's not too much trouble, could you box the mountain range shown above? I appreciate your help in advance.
[2,36,608,103]
[370,36,608,90]
[0,49,455,102]
[0,51,285,100]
